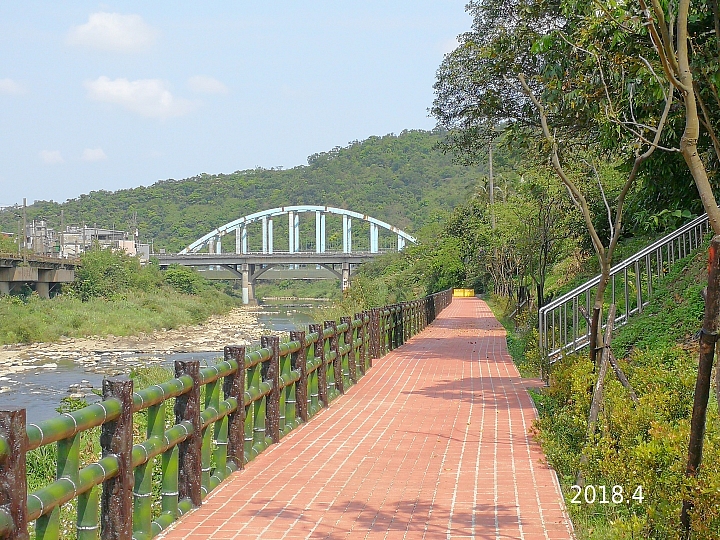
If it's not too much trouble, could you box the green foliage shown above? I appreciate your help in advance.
[0,130,484,253]
[0,284,235,345]
[0,234,17,253]
[72,247,142,301]
[505,239,720,538]
[163,265,204,295]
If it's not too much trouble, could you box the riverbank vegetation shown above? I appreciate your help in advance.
[0,248,236,345]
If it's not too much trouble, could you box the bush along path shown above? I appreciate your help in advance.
[518,236,720,539]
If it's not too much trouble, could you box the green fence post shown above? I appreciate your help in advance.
[100,376,134,540]
[174,361,201,509]
[261,336,281,444]
[134,398,165,536]
[281,344,295,435]
[0,409,28,540]
[278,346,289,436]
[309,324,329,408]
[202,375,220,497]
[325,321,342,397]
[290,331,308,423]
[160,444,179,522]
[224,346,246,471]
[307,331,320,417]
[251,352,268,456]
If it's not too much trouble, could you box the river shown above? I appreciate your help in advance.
[0,302,324,423]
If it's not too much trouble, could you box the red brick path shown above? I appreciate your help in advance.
[161,298,574,539]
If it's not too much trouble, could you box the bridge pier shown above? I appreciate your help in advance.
[0,264,75,298]
[241,264,256,305]
[342,262,350,291]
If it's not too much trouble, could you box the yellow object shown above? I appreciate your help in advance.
[453,288,475,297]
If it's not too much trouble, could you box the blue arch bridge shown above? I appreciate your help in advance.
[157,205,416,303]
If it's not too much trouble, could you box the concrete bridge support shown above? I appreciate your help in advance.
[241,264,256,305]
[0,267,74,298]
[342,262,351,291]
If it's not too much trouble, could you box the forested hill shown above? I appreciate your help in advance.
[1,129,487,252]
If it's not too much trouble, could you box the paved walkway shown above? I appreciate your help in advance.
[161,298,574,539]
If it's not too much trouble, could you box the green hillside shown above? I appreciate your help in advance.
[1,129,486,252]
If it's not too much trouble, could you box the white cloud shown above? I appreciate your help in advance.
[84,76,194,119]
[40,150,64,164]
[187,75,229,95]
[67,12,158,52]
[81,148,107,162]
[0,78,24,95]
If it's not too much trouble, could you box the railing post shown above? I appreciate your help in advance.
[261,336,281,444]
[174,360,201,508]
[356,312,367,375]
[342,316,357,384]
[0,409,28,540]
[309,324,329,408]
[369,309,380,361]
[325,321,343,395]
[100,376,134,540]
[290,331,309,422]
[224,345,246,470]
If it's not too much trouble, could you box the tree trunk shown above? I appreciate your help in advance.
[577,304,616,486]
[589,271,610,367]
[681,236,720,536]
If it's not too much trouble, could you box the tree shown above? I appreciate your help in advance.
[432,0,673,363]
[513,170,576,311]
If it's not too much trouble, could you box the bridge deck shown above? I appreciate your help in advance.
[160,298,574,539]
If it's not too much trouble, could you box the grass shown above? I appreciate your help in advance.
[500,239,720,538]
[0,287,236,345]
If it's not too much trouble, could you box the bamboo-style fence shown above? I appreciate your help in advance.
[0,290,452,540]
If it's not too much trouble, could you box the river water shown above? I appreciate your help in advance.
[0,302,323,423]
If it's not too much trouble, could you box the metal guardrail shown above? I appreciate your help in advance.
[0,290,452,540]
[539,213,711,364]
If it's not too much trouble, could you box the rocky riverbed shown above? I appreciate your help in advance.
[0,308,275,419]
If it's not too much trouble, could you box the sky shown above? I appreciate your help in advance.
[0,2,471,207]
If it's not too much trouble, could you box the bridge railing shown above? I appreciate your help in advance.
[0,289,452,540]
[539,213,710,367]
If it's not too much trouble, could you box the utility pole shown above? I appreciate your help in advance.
[489,144,495,230]
[22,198,27,263]
[60,209,65,257]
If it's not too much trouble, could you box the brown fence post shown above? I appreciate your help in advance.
[100,376,134,540]
[174,360,202,508]
[0,409,28,540]
[325,321,343,395]
[309,324,329,408]
[223,346,246,470]
[357,312,367,374]
[387,309,393,352]
[290,331,309,422]
[261,336,281,444]
[369,310,380,361]
[342,316,357,384]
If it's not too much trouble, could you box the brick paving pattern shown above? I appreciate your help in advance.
[161,297,574,539]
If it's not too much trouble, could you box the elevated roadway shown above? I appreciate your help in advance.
[0,253,78,297]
